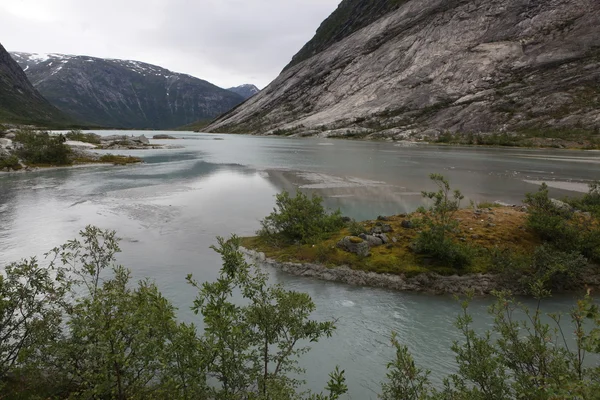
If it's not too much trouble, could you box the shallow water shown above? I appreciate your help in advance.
[1,131,597,398]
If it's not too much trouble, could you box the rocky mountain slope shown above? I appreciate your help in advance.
[227,84,260,100]
[11,52,245,130]
[207,0,600,141]
[0,43,72,126]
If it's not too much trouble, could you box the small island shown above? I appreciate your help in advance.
[0,129,144,171]
[242,175,600,295]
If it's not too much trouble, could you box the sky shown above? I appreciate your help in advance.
[0,0,341,89]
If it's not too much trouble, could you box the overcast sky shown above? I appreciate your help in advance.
[0,0,340,89]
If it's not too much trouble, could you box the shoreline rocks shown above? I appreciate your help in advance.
[241,247,520,295]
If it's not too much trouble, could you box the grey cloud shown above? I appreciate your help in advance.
[0,0,339,88]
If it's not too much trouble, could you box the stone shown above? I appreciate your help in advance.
[392,236,398,243]
[550,198,573,213]
[364,235,384,247]
[4,133,15,140]
[336,236,371,257]
[401,220,413,229]
[137,135,150,145]
[377,215,390,221]
[377,233,389,244]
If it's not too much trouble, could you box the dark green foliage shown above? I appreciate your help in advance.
[188,235,341,399]
[2,228,345,399]
[380,291,600,399]
[0,154,20,170]
[524,183,600,263]
[567,181,600,218]
[414,174,472,269]
[347,219,367,236]
[260,191,344,244]
[14,130,72,166]
[64,129,101,144]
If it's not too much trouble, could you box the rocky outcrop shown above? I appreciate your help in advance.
[207,0,600,140]
[0,43,71,126]
[337,236,371,256]
[242,248,517,295]
[10,52,245,130]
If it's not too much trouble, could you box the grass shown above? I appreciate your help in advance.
[242,207,541,277]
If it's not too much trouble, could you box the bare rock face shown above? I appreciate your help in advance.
[207,0,600,139]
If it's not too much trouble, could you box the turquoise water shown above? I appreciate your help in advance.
[1,131,597,398]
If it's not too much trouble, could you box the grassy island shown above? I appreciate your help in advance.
[242,175,600,294]
[0,129,142,171]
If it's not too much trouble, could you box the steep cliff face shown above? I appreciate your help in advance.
[11,53,245,130]
[227,84,260,100]
[207,0,600,140]
[0,44,71,125]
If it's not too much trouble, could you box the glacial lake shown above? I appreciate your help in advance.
[1,131,599,398]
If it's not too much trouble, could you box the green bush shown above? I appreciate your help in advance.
[65,129,101,144]
[414,174,472,269]
[567,181,600,218]
[381,291,600,399]
[14,130,72,166]
[259,191,344,244]
[347,219,367,236]
[0,154,21,170]
[524,183,600,263]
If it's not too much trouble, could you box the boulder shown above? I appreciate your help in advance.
[0,138,12,149]
[401,220,413,229]
[376,233,389,244]
[5,133,15,140]
[550,198,573,213]
[377,215,390,221]
[336,236,371,257]
[137,135,149,145]
[364,235,384,247]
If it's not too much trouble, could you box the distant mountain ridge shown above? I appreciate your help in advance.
[227,84,260,100]
[0,44,71,125]
[11,52,245,129]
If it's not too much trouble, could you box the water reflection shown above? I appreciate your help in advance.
[1,132,599,399]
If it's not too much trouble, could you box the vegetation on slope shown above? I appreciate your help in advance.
[2,226,600,398]
[246,175,600,294]
[0,43,74,127]
[284,0,408,70]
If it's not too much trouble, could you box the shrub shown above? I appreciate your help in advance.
[0,154,21,170]
[65,129,101,144]
[259,191,344,244]
[414,174,472,269]
[567,181,600,218]
[524,183,600,263]
[380,291,600,399]
[14,130,72,166]
[529,244,588,291]
[347,219,367,236]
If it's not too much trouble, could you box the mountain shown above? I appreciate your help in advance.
[227,84,260,100]
[11,52,245,130]
[206,0,600,140]
[0,43,72,126]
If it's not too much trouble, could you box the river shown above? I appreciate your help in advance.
[1,131,598,398]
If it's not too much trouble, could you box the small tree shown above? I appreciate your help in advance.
[188,235,341,399]
[260,191,344,244]
[414,174,470,268]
